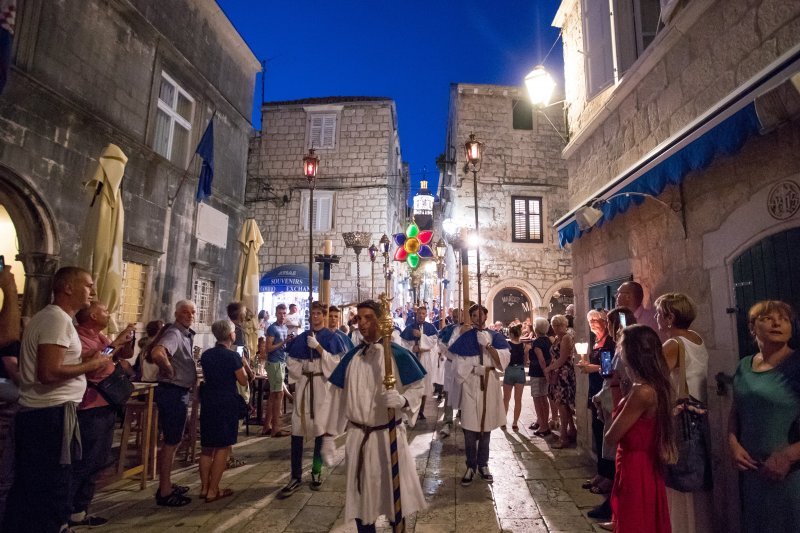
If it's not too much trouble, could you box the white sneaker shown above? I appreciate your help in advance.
[320,436,336,466]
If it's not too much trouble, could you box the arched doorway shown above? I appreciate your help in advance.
[492,288,531,326]
[0,166,60,315]
[731,226,800,357]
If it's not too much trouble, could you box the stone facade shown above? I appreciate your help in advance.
[246,97,408,305]
[555,0,800,530]
[0,0,259,340]
[438,83,572,321]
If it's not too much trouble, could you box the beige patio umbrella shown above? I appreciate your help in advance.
[234,217,264,315]
[82,143,128,333]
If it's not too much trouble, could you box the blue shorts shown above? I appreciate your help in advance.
[155,383,191,445]
[503,365,526,386]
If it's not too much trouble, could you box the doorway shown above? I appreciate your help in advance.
[0,204,26,308]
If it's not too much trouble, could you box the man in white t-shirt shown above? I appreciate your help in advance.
[3,267,109,533]
[285,303,302,336]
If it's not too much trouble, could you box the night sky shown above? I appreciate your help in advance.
[216,0,564,200]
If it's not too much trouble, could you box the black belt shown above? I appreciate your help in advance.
[349,419,392,493]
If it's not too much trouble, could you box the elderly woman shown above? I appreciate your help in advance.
[577,309,616,513]
[728,300,800,533]
[545,314,577,448]
[199,319,248,502]
[655,292,712,533]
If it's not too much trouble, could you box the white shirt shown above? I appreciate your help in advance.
[19,305,86,408]
[285,312,302,335]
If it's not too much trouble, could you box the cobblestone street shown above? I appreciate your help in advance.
[89,392,606,533]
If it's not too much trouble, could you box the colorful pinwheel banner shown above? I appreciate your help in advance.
[393,222,433,269]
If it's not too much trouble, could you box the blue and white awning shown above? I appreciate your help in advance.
[259,264,319,293]
[556,43,800,247]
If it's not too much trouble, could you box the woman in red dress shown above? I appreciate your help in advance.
[605,325,676,533]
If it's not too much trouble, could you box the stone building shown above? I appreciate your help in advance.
[438,83,572,323]
[0,0,260,343]
[246,97,409,308]
[553,0,800,530]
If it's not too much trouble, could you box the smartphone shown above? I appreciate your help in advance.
[0,255,4,270]
[619,312,627,328]
[600,350,614,377]
[102,346,114,355]
[236,346,245,358]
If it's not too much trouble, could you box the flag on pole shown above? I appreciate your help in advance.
[0,0,16,96]
[195,119,214,202]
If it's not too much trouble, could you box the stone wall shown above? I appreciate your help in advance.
[441,83,572,317]
[247,99,407,305]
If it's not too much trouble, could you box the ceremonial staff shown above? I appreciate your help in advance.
[378,234,405,533]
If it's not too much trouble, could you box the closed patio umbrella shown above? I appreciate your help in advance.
[82,143,128,333]
[234,217,264,314]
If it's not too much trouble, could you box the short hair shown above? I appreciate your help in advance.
[468,304,488,315]
[565,304,575,316]
[211,319,235,342]
[310,301,327,314]
[289,303,298,310]
[258,309,266,320]
[175,299,195,312]
[622,281,645,306]
[534,316,550,336]
[75,301,105,325]
[328,305,340,314]
[509,324,522,337]
[654,292,697,329]
[416,305,428,312]
[276,303,287,312]
[356,299,383,318]
[748,300,794,330]
[226,301,244,320]
[145,320,164,337]
[52,266,90,296]
[586,309,608,323]
[550,314,568,328]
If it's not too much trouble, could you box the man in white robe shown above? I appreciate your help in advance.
[399,305,438,420]
[449,304,510,485]
[280,302,347,497]
[325,300,427,532]
[438,308,461,438]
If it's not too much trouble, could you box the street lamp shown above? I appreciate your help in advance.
[368,243,378,299]
[464,133,484,312]
[304,148,320,324]
[524,65,557,107]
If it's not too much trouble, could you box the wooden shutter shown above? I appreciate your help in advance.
[582,0,615,97]
[309,115,323,148]
[528,199,542,241]
[513,198,528,241]
[321,114,336,148]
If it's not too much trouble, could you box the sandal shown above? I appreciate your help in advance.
[156,489,191,507]
[172,484,190,495]
[533,429,552,437]
[205,488,234,503]
[226,457,246,469]
[512,424,519,431]
[529,422,539,431]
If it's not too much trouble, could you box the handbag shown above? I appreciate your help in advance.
[89,362,134,408]
[665,338,712,492]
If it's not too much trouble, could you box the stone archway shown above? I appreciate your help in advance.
[542,280,574,318]
[0,165,60,315]
[485,278,541,325]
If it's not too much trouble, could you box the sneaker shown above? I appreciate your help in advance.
[310,472,322,491]
[478,466,493,483]
[461,467,476,486]
[68,515,108,527]
[279,478,302,498]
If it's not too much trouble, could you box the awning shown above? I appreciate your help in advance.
[556,42,800,247]
[259,264,319,293]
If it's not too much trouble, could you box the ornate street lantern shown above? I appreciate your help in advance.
[303,148,319,180]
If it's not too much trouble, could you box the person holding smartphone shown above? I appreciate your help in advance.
[263,303,292,437]
[577,309,616,520]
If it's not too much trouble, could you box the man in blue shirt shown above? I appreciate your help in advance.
[264,304,293,437]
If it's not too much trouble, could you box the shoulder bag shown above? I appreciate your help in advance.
[89,362,135,408]
[665,338,712,492]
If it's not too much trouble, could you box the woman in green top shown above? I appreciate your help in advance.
[728,300,800,532]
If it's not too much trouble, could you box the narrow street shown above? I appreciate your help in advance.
[89,392,605,533]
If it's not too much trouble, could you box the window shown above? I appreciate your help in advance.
[117,261,149,325]
[308,113,337,149]
[511,196,543,243]
[301,190,334,232]
[512,99,534,130]
[582,0,661,97]
[153,72,194,166]
[192,277,215,326]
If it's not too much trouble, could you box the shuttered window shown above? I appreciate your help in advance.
[116,261,149,325]
[308,113,337,149]
[301,190,334,232]
[511,196,543,243]
[192,277,216,326]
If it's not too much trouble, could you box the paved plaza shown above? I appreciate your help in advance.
[89,392,606,533]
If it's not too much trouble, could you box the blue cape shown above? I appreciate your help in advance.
[334,329,355,351]
[438,323,459,345]
[449,328,510,357]
[400,321,438,341]
[329,341,426,389]
[287,328,348,360]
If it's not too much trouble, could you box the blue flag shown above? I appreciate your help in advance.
[0,0,16,96]
[195,119,214,202]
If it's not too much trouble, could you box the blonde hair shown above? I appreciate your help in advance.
[748,300,794,333]
[654,293,696,329]
[586,309,608,322]
[550,314,568,328]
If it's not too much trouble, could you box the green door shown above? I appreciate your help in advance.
[731,226,800,358]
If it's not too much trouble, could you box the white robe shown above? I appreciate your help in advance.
[327,343,427,524]
[439,337,461,409]
[286,346,342,438]
[400,332,438,398]
[451,329,511,433]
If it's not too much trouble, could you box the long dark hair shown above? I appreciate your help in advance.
[619,325,677,465]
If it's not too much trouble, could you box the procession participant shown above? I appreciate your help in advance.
[325,300,427,532]
[450,303,511,485]
[438,308,461,438]
[399,305,438,420]
[280,302,348,497]
[328,306,355,351]
[285,303,302,336]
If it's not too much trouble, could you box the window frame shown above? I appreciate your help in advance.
[511,195,544,244]
[306,112,338,150]
[512,99,534,130]
[154,71,195,166]
[116,261,150,326]
[301,190,335,232]
[192,276,216,327]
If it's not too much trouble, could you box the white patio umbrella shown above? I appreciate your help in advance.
[234,217,264,314]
